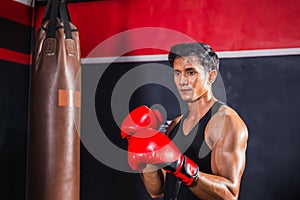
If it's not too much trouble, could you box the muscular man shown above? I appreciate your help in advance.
[121,42,248,200]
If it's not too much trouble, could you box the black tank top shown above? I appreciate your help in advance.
[164,101,223,200]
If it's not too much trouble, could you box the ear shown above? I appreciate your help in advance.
[208,70,217,84]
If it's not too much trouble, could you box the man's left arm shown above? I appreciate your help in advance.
[189,108,248,200]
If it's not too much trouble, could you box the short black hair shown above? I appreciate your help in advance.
[168,42,219,71]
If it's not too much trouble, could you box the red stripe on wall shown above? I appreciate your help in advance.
[35,0,300,58]
[0,48,30,65]
[0,0,32,26]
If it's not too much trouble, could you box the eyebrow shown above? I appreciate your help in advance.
[185,67,195,71]
[173,67,195,72]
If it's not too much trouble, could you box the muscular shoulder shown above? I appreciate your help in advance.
[205,104,248,150]
[165,115,183,136]
[217,105,247,133]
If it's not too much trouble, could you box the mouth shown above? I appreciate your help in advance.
[180,89,192,93]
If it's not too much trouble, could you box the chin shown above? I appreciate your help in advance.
[181,96,193,102]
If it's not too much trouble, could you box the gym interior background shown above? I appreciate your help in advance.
[0,0,300,199]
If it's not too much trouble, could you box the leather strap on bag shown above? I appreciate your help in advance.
[43,0,72,39]
[59,0,72,39]
[46,0,59,38]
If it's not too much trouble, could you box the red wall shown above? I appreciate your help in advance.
[0,0,33,65]
[35,0,300,58]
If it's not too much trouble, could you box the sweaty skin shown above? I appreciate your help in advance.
[141,56,248,200]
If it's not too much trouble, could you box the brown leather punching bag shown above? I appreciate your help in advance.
[27,0,81,199]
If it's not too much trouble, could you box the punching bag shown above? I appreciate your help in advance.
[27,0,81,199]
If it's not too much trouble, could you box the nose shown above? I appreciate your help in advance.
[179,73,188,86]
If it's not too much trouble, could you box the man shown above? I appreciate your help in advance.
[121,42,248,200]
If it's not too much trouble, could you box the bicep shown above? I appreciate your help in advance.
[211,115,248,193]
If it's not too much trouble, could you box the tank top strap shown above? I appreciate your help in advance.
[164,101,225,200]
[201,100,224,125]
[185,101,224,163]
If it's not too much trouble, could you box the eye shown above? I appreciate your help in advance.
[187,70,195,76]
[174,71,181,76]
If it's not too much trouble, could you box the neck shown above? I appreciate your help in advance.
[187,90,216,119]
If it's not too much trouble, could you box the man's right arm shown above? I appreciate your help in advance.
[140,116,182,198]
[141,165,166,198]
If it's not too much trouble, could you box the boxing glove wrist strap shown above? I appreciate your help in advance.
[164,155,199,187]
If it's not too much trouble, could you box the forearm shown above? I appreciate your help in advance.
[141,166,165,198]
[190,172,239,200]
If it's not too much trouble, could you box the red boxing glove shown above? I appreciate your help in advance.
[120,106,199,187]
[120,105,163,139]
[126,129,199,187]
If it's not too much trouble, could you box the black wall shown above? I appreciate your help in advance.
[0,60,29,200]
[222,56,300,200]
[81,55,300,200]
[1,53,299,200]
[0,15,31,200]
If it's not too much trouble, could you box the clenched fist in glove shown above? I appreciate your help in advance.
[121,105,199,187]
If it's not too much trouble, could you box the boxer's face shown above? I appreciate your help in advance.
[173,56,211,102]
